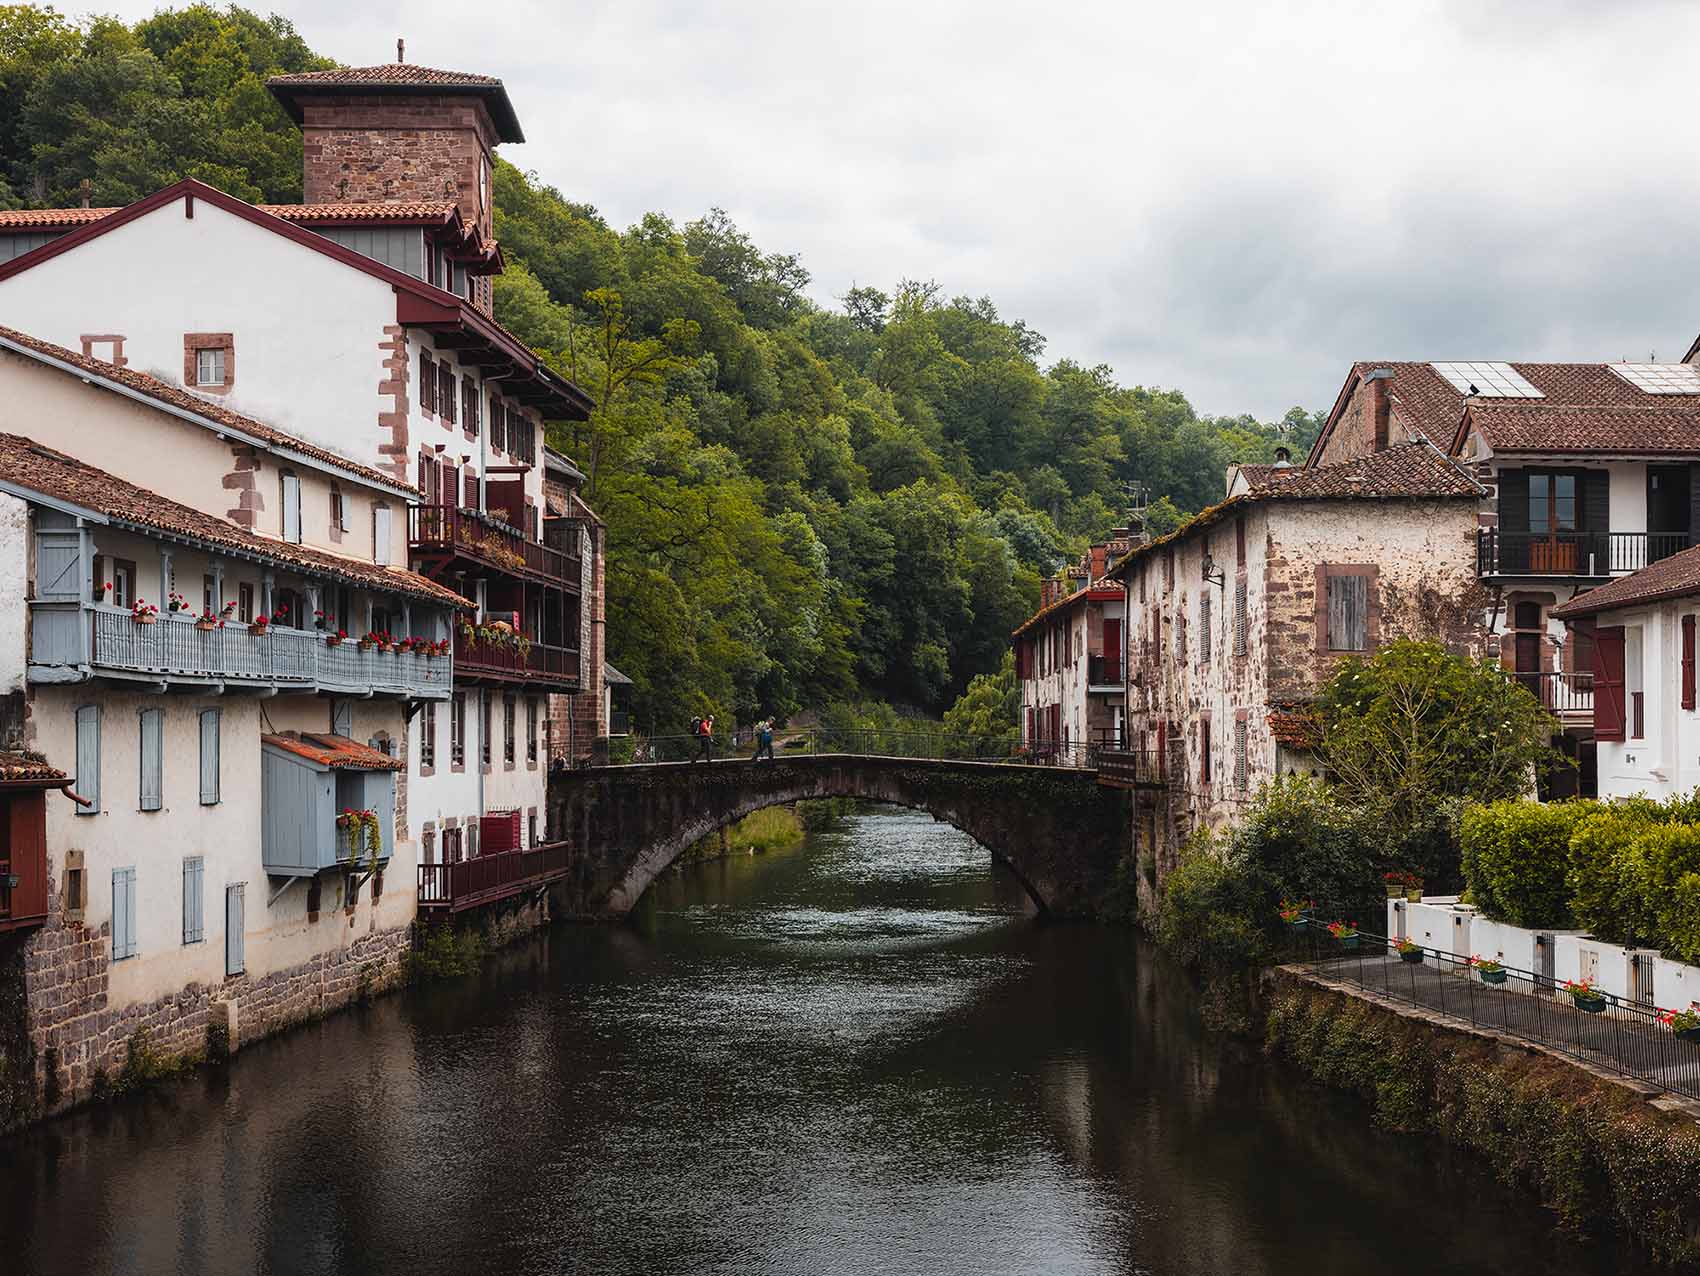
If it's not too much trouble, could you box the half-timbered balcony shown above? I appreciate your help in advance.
[30,607,453,698]
[452,627,579,690]
[409,505,581,589]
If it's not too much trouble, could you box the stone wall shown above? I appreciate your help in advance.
[0,861,410,1133]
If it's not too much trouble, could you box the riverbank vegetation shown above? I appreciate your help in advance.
[0,2,1324,734]
[1266,975,1700,1267]
[678,807,806,867]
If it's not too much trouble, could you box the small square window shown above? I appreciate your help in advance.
[196,347,225,386]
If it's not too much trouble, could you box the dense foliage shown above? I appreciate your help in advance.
[0,3,1326,730]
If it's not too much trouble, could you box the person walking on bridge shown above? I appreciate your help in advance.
[750,719,776,763]
[695,714,715,763]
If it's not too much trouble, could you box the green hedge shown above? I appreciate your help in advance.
[1566,807,1655,943]
[1459,799,1596,928]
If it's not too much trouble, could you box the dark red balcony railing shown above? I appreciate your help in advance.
[410,505,580,588]
[453,628,580,687]
[418,840,571,912]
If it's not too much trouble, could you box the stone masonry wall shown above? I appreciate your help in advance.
[1,856,410,1132]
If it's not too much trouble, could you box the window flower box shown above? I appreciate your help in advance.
[1565,979,1607,1013]
[1393,935,1423,963]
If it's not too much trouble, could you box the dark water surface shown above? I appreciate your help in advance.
[2,808,1625,1275]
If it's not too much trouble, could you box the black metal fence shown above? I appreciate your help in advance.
[1283,911,1700,1102]
[583,728,1143,772]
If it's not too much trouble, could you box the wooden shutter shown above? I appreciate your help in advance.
[1327,575,1368,651]
[464,469,477,509]
[183,856,204,944]
[1594,625,1626,742]
[332,700,352,739]
[419,354,435,414]
[1103,619,1121,680]
[440,367,455,423]
[225,883,245,976]
[1233,580,1248,656]
[1234,718,1248,790]
[36,529,83,601]
[281,473,301,543]
[199,709,220,805]
[75,704,100,814]
[374,506,393,565]
[1684,615,1696,711]
[139,708,163,811]
[112,867,136,959]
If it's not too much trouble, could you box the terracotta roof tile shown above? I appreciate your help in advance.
[268,63,502,87]
[262,732,403,771]
[0,751,68,784]
[0,324,412,494]
[0,202,460,232]
[0,207,118,228]
[1267,707,1321,751]
[1465,404,1700,455]
[1552,545,1700,619]
[0,433,468,608]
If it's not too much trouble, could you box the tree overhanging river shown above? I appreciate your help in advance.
[1,808,1625,1275]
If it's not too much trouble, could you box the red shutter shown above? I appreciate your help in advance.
[1684,615,1696,711]
[1594,625,1626,742]
[1155,719,1166,776]
[1103,619,1122,682]
[464,469,478,509]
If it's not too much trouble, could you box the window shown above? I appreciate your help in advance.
[98,556,136,609]
[202,572,215,616]
[274,587,303,629]
[281,471,302,543]
[112,867,138,960]
[481,693,492,767]
[526,698,539,764]
[462,378,480,436]
[63,860,84,921]
[504,695,516,765]
[331,700,352,739]
[182,856,205,944]
[420,352,436,415]
[1627,625,1645,740]
[238,582,254,623]
[1199,594,1212,664]
[195,347,225,387]
[528,809,538,847]
[1233,579,1248,657]
[1685,615,1696,712]
[439,365,456,424]
[1529,471,1579,536]
[420,701,437,771]
[373,505,392,566]
[1201,719,1212,786]
[491,396,507,453]
[451,693,466,767]
[330,486,348,535]
[139,708,163,811]
[74,704,99,815]
[1325,573,1369,652]
[1234,718,1248,791]
[199,709,220,805]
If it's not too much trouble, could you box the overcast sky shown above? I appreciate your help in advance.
[89,0,1700,417]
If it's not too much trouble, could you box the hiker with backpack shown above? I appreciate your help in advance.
[691,713,714,762]
[750,718,775,763]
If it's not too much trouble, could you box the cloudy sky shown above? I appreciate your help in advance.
[92,0,1700,417]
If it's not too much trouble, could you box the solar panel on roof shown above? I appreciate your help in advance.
[1430,362,1545,399]
[1607,363,1700,395]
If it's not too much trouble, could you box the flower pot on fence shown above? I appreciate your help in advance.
[133,613,155,625]
[1572,996,1607,1014]
[1478,968,1507,985]
[195,619,216,632]
[1400,950,1424,964]
[1677,1026,1700,1044]
[1405,888,1423,903]
[1338,934,1360,950]
[1386,884,1403,899]
[248,622,268,636]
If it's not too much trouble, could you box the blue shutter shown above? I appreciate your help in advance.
[139,708,163,811]
[112,867,136,959]
[199,710,220,805]
[225,883,245,976]
[75,704,100,815]
[332,700,352,739]
[182,856,205,944]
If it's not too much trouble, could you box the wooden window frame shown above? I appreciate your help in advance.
[1316,564,1379,655]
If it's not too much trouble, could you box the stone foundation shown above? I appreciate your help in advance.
[1,884,411,1133]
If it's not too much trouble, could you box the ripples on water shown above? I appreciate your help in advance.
[0,806,1629,1276]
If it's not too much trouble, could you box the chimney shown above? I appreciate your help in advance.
[1362,367,1394,454]
[1273,446,1292,469]
[397,37,405,63]
[1090,545,1106,582]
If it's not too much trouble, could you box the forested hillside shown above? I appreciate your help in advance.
[0,4,1324,732]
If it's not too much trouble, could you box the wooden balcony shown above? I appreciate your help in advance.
[409,505,581,589]
[1478,530,1690,579]
[452,627,580,691]
[417,840,571,913]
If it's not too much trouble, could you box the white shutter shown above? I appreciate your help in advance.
[373,505,392,565]
[113,867,137,959]
[281,473,301,543]
[199,709,220,805]
[183,856,204,944]
[226,884,245,976]
[75,704,100,814]
[139,708,163,811]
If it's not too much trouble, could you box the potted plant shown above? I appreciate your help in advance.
[1393,934,1424,964]
[1470,954,1507,985]
[1384,872,1405,899]
[194,608,218,632]
[167,591,190,615]
[358,631,379,652]
[313,609,331,632]
[248,612,270,636]
[1565,978,1608,1014]
[131,598,159,625]
[1327,919,1360,950]
[1277,898,1313,928]
[1405,873,1423,903]
[1658,1004,1700,1043]
[325,628,347,648]
[336,807,382,874]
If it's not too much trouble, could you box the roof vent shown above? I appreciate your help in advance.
[1273,446,1292,469]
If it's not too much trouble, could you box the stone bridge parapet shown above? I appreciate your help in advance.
[548,756,1129,917]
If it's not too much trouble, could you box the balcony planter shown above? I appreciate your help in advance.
[133,612,156,625]
[1393,937,1423,963]
[1471,956,1507,985]
[325,634,344,648]
[1326,921,1359,950]
[1566,981,1607,1013]
[195,618,217,632]
[248,620,270,636]
[1658,1006,1700,1041]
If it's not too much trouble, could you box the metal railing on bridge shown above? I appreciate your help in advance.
[583,727,1147,773]
[1283,910,1700,1102]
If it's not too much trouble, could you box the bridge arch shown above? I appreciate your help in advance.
[548,756,1129,919]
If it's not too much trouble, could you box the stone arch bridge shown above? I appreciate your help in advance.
[546,756,1133,918]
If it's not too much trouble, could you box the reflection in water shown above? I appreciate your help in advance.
[2,807,1622,1275]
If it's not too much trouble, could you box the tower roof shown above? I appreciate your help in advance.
[267,63,523,143]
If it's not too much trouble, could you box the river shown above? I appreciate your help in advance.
[1,807,1624,1275]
